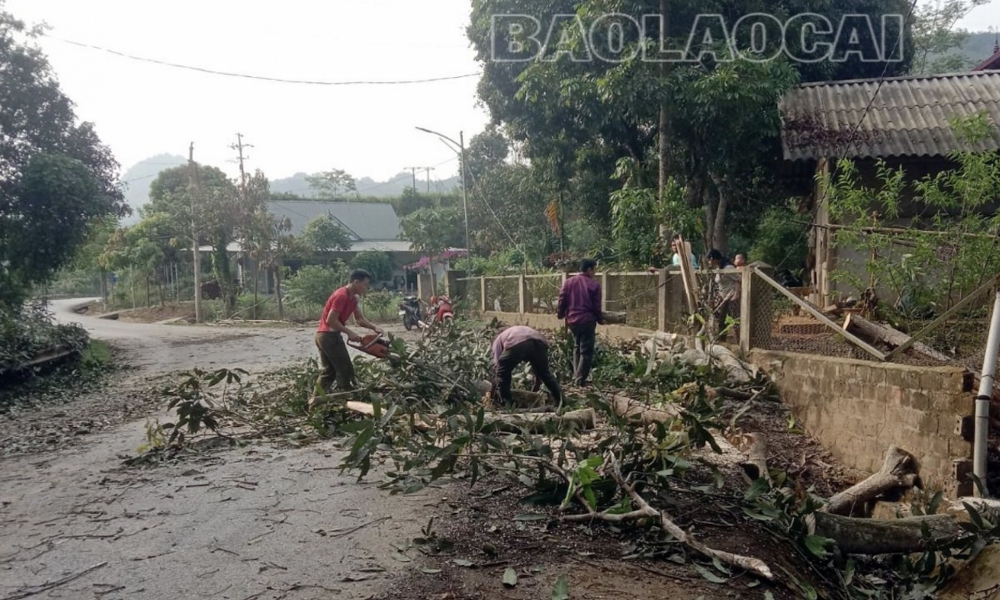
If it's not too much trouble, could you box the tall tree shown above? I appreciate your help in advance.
[911,0,990,74]
[300,215,354,252]
[0,5,127,306]
[306,168,357,198]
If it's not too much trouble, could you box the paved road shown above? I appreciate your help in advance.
[48,298,328,373]
[0,300,430,600]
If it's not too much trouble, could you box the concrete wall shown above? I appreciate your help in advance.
[751,350,974,496]
[482,311,653,342]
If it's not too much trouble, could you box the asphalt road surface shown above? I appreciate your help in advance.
[0,300,433,600]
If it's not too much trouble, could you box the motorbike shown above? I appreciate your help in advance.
[398,295,424,331]
[429,295,454,327]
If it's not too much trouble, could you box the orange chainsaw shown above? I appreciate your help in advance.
[348,333,392,359]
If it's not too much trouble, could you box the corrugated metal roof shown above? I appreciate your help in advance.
[267,200,402,240]
[779,72,1000,161]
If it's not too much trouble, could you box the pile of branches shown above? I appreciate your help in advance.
[132,321,1000,598]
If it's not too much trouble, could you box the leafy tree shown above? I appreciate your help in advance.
[283,263,350,307]
[0,6,127,306]
[300,215,354,252]
[145,163,241,313]
[306,168,357,198]
[400,207,463,295]
[911,0,990,75]
[351,250,393,282]
[466,0,915,261]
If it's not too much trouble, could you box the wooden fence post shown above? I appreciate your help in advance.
[740,267,754,354]
[658,268,668,332]
[518,274,527,314]
[480,277,487,313]
[601,272,609,313]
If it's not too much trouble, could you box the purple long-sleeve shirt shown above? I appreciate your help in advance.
[557,274,602,325]
[492,326,548,366]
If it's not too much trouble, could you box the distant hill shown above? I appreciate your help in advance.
[923,31,998,74]
[270,171,461,198]
[120,153,187,224]
[119,156,463,220]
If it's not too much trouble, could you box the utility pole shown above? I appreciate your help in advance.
[231,132,252,192]
[230,133,253,293]
[424,167,434,193]
[459,131,470,259]
[188,142,202,323]
[406,166,434,193]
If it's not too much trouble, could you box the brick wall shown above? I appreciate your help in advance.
[751,350,974,496]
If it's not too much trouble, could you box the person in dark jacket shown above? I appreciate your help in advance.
[557,258,604,387]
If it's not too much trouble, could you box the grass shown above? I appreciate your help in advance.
[80,340,111,369]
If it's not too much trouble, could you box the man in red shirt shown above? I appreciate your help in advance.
[557,258,604,387]
[311,269,383,409]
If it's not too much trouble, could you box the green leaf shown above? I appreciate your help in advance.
[694,564,728,584]
[804,535,833,559]
[503,567,518,587]
[552,575,570,600]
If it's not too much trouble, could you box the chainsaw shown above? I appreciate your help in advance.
[347,332,392,359]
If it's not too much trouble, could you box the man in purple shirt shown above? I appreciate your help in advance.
[557,258,604,387]
[491,325,563,407]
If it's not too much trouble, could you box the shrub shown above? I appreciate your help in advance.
[283,262,349,307]
[0,302,89,372]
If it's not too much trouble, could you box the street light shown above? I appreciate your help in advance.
[415,126,470,264]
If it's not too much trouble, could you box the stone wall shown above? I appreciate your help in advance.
[751,350,975,496]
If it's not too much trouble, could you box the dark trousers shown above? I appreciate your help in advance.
[315,332,356,394]
[494,339,562,406]
[569,322,597,385]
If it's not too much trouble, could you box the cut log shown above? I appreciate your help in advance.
[473,380,551,409]
[813,512,966,555]
[844,313,959,365]
[824,446,922,517]
[741,433,772,484]
[483,408,596,433]
[611,395,683,425]
[344,401,591,434]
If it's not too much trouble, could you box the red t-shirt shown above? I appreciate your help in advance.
[317,286,358,333]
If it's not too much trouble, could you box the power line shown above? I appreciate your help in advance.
[53,37,482,86]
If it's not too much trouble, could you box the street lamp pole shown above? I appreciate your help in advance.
[415,126,471,264]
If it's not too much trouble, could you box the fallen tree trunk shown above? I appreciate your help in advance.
[611,395,683,425]
[484,409,596,433]
[472,381,551,409]
[345,402,595,434]
[824,446,922,517]
[844,313,963,367]
[813,512,967,555]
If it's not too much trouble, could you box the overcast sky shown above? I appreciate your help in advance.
[4,0,490,183]
[4,0,999,184]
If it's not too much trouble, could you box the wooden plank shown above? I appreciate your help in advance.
[883,274,1000,361]
[753,267,887,361]
[676,236,698,315]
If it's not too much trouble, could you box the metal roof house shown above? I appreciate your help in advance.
[266,200,413,254]
[777,71,1000,304]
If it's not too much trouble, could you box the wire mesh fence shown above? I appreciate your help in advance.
[458,277,482,317]
[604,273,660,330]
[744,269,879,360]
[484,276,520,313]
[525,274,563,315]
